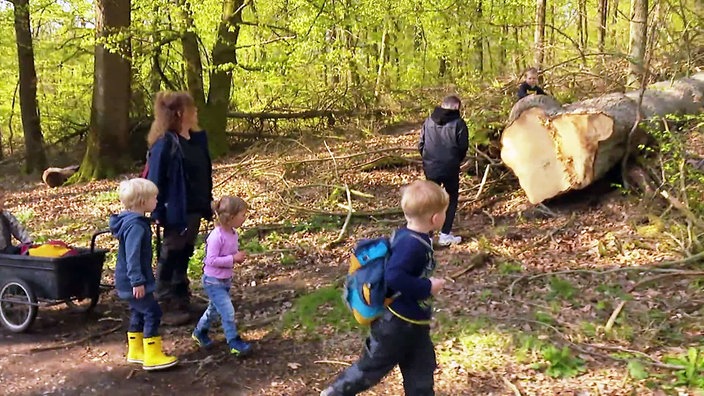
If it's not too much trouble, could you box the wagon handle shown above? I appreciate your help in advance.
[91,230,112,252]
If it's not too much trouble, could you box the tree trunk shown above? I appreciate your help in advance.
[534,0,546,70]
[598,0,608,52]
[179,0,206,109]
[501,73,704,204]
[201,0,245,158]
[628,0,648,86]
[74,0,131,181]
[474,0,484,74]
[578,0,588,50]
[11,0,46,174]
[177,0,245,158]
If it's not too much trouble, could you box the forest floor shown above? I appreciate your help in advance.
[1,126,704,396]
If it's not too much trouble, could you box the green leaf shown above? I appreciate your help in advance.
[627,360,649,380]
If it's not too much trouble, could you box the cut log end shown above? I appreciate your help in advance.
[42,165,79,188]
[502,107,618,204]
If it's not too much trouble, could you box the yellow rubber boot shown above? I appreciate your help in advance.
[127,332,144,364]
[142,336,179,371]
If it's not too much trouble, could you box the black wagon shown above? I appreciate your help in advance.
[0,231,110,333]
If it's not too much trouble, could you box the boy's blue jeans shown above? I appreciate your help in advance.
[328,310,436,396]
[194,275,239,342]
[127,293,162,338]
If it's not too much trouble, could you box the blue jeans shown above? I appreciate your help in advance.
[127,293,162,338]
[194,275,239,342]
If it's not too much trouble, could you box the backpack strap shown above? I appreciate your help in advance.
[390,230,432,251]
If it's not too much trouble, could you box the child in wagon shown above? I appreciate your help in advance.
[0,187,33,254]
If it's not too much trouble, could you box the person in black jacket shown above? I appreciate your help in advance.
[419,95,468,246]
[517,67,546,100]
[146,91,213,326]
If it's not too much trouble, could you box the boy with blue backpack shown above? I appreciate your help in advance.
[321,180,448,396]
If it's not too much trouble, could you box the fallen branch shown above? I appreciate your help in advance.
[501,376,522,396]
[605,270,704,331]
[508,250,704,297]
[604,300,626,332]
[31,324,122,353]
[450,252,491,280]
[281,201,403,218]
[323,141,354,249]
[473,164,492,200]
[314,360,351,366]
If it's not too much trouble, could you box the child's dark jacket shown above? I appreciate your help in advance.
[109,211,155,300]
[386,227,436,324]
[419,107,469,179]
[517,82,546,100]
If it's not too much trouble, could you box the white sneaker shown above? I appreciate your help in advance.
[438,233,462,246]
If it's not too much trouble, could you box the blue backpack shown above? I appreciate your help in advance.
[343,231,430,325]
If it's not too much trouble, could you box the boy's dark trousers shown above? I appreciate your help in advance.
[329,310,436,396]
[426,170,459,234]
[127,293,162,338]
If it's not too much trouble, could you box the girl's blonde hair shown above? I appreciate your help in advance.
[212,196,248,225]
[147,91,196,147]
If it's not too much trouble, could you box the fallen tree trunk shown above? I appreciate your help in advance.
[501,73,704,204]
[42,165,79,187]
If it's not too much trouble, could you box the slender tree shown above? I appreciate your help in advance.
[628,0,648,86]
[534,0,547,70]
[598,0,609,52]
[73,0,131,180]
[10,0,46,174]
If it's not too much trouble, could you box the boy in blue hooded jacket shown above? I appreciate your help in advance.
[109,178,178,371]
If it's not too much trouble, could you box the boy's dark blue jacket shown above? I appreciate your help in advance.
[517,82,546,100]
[146,130,212,233]
[419,107,469,179]
[109,211,155,300]
[386,227,436,324]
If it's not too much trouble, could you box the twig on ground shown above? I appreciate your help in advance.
[604,300,626,332]
[323,141,354,249]
[126,369,138,379]
[474,164,492,200]
[508,250,704,297]
[450,252,491,280]
[501,376,522,396]
[314,360,351,366]
[31,324,122,353]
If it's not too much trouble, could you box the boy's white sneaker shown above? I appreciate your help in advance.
[438,233,461,246]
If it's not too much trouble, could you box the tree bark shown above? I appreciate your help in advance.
[628,0,648,86]
[179,0,245,158]
[598,0,608,52]
[74,0,131,181]
[178,0,206,109]
[533,0,546,70]
[501,73,704,204]
[11,0,46,174]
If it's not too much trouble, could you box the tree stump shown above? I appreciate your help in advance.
[501,73,704,204]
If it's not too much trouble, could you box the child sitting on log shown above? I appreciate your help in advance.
[517,67,547,101]
[0,188,33,254]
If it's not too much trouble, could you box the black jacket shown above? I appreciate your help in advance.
[418,107,469,177]
[517,82,546,100]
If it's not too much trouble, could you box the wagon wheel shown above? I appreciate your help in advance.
[0,278,38,333]
[65,294,99,313]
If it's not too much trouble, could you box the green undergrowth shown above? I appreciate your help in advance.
[282,286,359,337]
